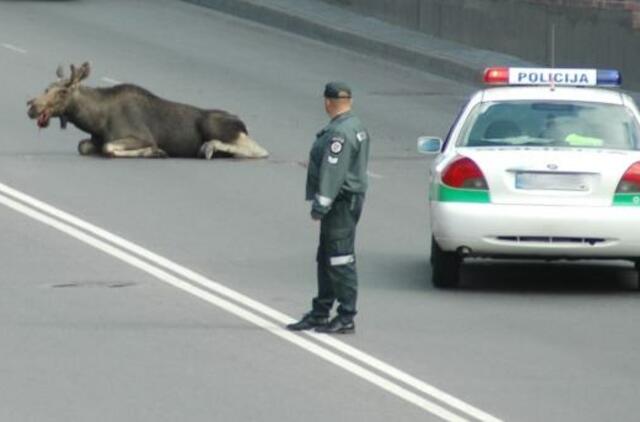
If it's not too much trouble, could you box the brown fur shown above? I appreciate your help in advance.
[27,62,268,159]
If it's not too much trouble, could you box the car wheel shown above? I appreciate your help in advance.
[430,237,461,288]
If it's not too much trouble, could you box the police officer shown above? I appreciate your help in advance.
[287,81,370,334]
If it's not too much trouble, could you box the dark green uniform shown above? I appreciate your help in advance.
[305,110,370,321]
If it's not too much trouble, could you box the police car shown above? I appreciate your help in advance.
[418,67,640,288]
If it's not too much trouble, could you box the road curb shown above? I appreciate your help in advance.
[181,0,531,86]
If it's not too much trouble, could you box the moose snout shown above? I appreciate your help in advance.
[26,100,38,118]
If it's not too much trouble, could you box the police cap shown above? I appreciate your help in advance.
[324,81,352,99]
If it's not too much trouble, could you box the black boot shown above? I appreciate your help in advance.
[315,316,355,334]
[286,313,329,331]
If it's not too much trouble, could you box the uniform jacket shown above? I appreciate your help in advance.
[306,111,370,218]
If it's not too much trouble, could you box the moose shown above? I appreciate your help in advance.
[27,62,269,159]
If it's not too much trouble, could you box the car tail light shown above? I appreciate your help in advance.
[616,162,640,193]
[442,157,488,189]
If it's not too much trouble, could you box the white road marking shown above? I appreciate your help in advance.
[101,77,121,84]
[367,170,383,179]
[2,43,27,54]
[0,182,502,422]
[0,188,465,422]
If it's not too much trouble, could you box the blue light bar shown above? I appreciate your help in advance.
[596,69,622,86]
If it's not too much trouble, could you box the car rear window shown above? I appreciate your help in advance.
[458,101,640,150]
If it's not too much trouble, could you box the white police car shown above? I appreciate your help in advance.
[419,67,640,288]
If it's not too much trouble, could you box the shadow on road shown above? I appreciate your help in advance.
[459,260,638,294]
[364,253,638,294]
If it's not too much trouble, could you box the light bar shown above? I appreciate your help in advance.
[596,69,622,86]
[483,67,621,87]
[483,67,509,85]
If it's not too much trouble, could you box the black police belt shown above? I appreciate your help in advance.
[335,190,364,202]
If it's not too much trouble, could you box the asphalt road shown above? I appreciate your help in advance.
[0,1,639,421]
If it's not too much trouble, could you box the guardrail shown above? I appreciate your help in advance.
[325,0,640,89]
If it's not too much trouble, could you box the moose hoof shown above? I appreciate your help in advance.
[149,149,168,159]
[78,140,99,156]
[200,142,217,160]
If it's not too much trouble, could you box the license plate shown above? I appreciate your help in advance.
[515,172,589,191]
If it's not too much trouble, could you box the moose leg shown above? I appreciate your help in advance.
[200,133,269,160]
[102,138,168,158]
[78,138,101,156]
[235,133,269,158]
[199,140,226,160]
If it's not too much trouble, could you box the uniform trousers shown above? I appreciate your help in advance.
[311,192,364,321]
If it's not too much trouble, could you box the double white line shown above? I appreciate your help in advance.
[1,43,28,54]
[0,182,501,422]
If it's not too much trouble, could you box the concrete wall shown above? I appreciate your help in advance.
[323,0,640,88]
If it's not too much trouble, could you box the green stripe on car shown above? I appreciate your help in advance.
[434,184,490,203]
[613,193,640,206]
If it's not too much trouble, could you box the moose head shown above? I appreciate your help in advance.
[27,62,91,129]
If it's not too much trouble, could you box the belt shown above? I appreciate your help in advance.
[337,190,364,200]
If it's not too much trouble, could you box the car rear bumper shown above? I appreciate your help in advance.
[431,202,640,258]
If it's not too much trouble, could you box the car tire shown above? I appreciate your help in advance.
[430,237,461,289]
[635,260,640,290]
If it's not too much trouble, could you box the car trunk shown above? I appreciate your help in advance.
[459,147,637,206]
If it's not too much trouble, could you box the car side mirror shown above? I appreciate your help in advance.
[417,136,443,154]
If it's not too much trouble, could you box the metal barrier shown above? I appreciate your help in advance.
[325,0,640,89]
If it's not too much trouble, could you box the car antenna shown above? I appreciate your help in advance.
[549,23,556,91]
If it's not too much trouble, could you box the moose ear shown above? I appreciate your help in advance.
[56,65,65,80]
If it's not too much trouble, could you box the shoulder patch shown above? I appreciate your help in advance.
[356,131,368,142]
[330,141,343,154]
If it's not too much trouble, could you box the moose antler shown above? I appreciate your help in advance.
[56,65,65,80]
[67,64,77,87]
[66,62,91,87]
[77,62,91,82]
